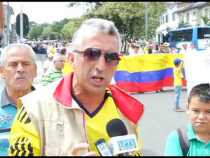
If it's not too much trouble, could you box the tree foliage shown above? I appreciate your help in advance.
[61,18,84,41]
[146,2,166,39]
[84,2,166,52]
[51,18,70,33]
[28,25,43,40]
[28,22,46,40]
[27,2,166,49]
[68,2,103,13]
[41,25,52,39]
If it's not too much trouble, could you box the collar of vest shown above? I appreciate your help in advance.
[53,73,144,124]
[108,85,144,124]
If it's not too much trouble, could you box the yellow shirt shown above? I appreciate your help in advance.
[85,95,120,156]
[173,66,183,86]
[50,47,56,56]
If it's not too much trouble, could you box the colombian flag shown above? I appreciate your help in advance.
[114,53,186,93]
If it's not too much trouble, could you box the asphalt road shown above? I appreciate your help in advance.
[132,89,188,156]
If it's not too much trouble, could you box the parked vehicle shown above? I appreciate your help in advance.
[157,26,210,51]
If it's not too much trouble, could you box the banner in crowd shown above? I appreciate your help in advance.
[114,53,186,93]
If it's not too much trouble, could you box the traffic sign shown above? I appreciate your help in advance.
[16,13,29,37]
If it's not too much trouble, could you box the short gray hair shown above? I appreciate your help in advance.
[0,43,37,65]
[72,18,122,51]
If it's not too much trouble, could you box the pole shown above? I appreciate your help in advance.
[7,2,10,45]
[0,2,4,33]
[20,3,23,42]
[0,2,4,46]
[144,2,148,40]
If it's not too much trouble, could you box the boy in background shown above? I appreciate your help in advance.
[173,58,185,112]
[164,83,210,156]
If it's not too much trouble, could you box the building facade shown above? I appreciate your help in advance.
[0,2,14,47]
[156,2,210,44]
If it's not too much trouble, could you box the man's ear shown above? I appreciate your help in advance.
[68,53,74,63]
[33,64,38,78]
[186,103,190,114]
[0,65,3,73]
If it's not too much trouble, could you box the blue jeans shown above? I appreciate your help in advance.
[175,86,182,109]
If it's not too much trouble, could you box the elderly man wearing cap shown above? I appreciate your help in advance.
[162,42,170,53]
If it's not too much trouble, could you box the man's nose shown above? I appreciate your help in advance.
[17,63,24,71]
[95,55,106,71]
[198,112,206,119]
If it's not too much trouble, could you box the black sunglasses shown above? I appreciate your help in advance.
[74,48,121,66]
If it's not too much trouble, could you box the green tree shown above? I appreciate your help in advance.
[83,2,165,52]
[146,2,166,39]
[29,21,37,29]
[83,2,143,52]
[61,18,84,41]
[27,2,166,45]
[28,22,48,40]
[68,2,103,13]
[49,32,60,40]
[51,18,70,36]
[28,17,69,40]
[28,25,43,40]
[41,25,52,40]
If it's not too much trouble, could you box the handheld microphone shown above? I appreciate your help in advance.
[106,118,138,156]
[95,138,113,156]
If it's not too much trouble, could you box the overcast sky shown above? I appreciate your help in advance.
[7,2,84,24]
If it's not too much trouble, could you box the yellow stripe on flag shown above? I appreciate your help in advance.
[117,53,185,72]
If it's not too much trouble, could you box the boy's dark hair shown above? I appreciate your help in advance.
[174,58,182,66]
[188,83,210,104]
[60,48,67,55]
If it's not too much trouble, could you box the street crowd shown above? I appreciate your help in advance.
[127,40,198,55]
[0,18,209,156]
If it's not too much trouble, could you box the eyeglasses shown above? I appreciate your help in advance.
[74,48,121,66]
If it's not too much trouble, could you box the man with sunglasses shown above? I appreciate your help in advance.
[9,18,144,156]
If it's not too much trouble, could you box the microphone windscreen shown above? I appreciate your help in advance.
[106,118,128,137]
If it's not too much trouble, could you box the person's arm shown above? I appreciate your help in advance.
[8,106,41,156]
[164,130,183,156]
